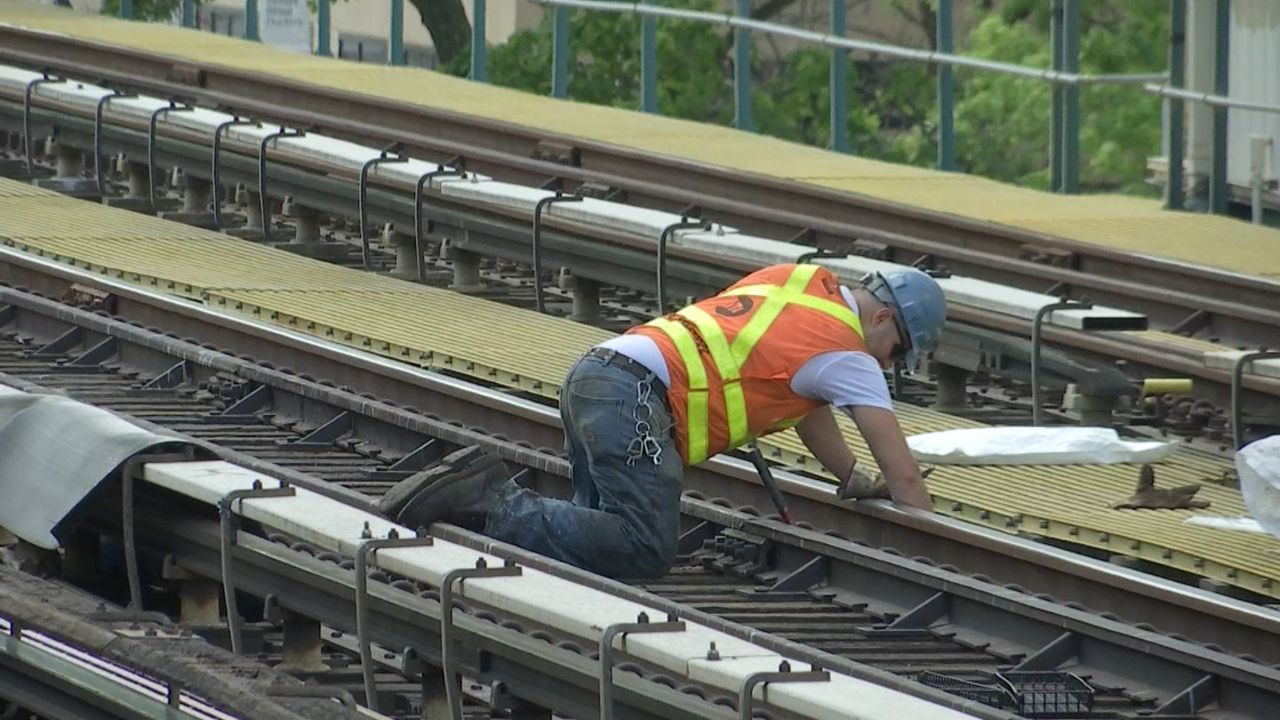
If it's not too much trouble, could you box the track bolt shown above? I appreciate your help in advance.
[705,642,720,661]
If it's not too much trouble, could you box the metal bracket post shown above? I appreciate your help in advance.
[470,0,487,82]
[120,451,193,611]
[1232,350,1280,450]
[316,0,332,56]
[532,192,584,313]
[598,614,686,720]
[1030,299,1092,426]
[147,100,195,211]
[389,0,405,66]
[1209,0,1231,214]
[796,248,848,265]
[355,530,434,713]
[640,0,657,113]
[738,662,830,720]
[258,127,307,242]
[210,117,260,229]
[732,0,753,131]
[358,148,409,268]
[656,218,710,315]
[414,166,464,283]
[23,74,59,178]
[440,559,523,720]
[551,5,570,98]
[94,90,134,197]
[218,482,296,653]
[1165,0,1187,210]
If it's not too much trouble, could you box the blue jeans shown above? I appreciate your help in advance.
[484,352,682,578]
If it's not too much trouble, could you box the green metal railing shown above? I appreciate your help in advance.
[112,0,1278,216]
[519,0,1165,196]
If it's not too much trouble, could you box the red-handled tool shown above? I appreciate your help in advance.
[747,446,793,524]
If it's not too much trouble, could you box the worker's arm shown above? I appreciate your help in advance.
[848,406,932,511]
[795,406,858,481]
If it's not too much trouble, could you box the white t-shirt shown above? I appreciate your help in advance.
[595,287,893,414]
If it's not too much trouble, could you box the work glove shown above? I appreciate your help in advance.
[1111,464,1210,510]
[837,465,891,500]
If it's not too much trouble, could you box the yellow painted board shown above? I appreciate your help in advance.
[5,1,1279,279]
[3,109,1280,593]
[205,287,609,388]
[1121,330,1235,355]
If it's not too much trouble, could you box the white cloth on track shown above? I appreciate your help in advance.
[906,426,1177,465]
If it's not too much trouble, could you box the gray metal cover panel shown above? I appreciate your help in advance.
[0,388,191,549]
[1229,0,1280,188]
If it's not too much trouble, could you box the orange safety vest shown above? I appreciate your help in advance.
[627,263,866,465]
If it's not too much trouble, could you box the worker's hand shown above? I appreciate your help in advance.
[849,406,933,511]
[837,465,890,500]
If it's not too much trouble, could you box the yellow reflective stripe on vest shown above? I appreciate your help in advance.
[647,317,710,463]
[648,265,864,464]
[677,305,750,449]
[726,266,822,366]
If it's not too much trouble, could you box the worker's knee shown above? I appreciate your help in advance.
[624,532,677,579]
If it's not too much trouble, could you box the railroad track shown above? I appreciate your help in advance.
[1,178,1278,646]
[2,25,1278,354]
[1,282,1278,718]
[3,62,1278,434]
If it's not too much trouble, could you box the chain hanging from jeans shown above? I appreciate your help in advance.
[626,377,663,467]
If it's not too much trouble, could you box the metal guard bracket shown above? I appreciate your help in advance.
[257,128,307,242]
[414,166,465,283]
[210,117,261,229]
[598,617,687,720]
[23,74,60,178]
[440,562,523,720]
[355,533,435,714]
[358,150,411,269]
[656,218,712,315]
[532,192,585,314]
[147,100,195,211]
[94,90,135,197]
[739,666,830,720]
[218,483,296,654]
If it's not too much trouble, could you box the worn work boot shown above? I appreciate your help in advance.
[378,466,445,519]
[387,445,512,531]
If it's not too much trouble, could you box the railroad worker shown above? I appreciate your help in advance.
[401,263,946,578]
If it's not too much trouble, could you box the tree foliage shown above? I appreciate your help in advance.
[947,0,1167,192]
[101,0,188,22]
[451,1,1168,196]
[106,0,1168,196]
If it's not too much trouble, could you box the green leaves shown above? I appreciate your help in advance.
[119,1,1164,197]
[102,0,191,22]
[471,3,1165,196]
[956,2,1166,194]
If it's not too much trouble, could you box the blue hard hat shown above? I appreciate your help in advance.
[864,267,947,363]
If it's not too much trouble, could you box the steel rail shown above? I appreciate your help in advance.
[60,377,1280,720]
[0,261,1277,668]
[0,567,347,720]
[134,516,743,720]
[7,95,1280,414]
[1,37,1276,342]
[6,69,1278,349]
[12,313,1259,720]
